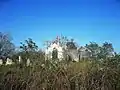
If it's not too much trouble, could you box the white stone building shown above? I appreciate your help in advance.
[45,36,64,60]
[45,36,93,61]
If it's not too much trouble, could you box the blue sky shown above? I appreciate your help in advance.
[0,0,120,52]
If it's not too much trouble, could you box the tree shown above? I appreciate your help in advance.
[99,42,114,58]
[20,38,38,52]
[85,42,115,59]
[85,42,100,58]
[59,36,68,48]
[19,38,39,65]
[102,42,114,56]
[66,39,77,49]
[0,32,15,59]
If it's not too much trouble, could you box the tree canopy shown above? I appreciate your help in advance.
[0,32,15,59]
[85,42,114,59]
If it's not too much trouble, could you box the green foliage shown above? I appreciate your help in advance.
[20,38,38,52]
[86,42,100,58]
[86,42,114,59]
[66,39,77,49]
[18,38,39,65]
[0,35,120,90]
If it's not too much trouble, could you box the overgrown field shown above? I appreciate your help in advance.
[0,58,120,90]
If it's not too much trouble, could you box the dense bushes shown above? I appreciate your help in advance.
[0,58,120,90]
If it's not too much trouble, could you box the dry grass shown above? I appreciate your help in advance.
[0,58,120,90]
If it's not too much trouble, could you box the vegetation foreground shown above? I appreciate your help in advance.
[1,32,120,90]
[0,57,120,90]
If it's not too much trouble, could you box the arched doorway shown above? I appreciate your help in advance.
[52,48,58,59]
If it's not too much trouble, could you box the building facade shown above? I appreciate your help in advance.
[45,36,92,61]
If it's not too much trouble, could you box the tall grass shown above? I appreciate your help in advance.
[0,58,120,90]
